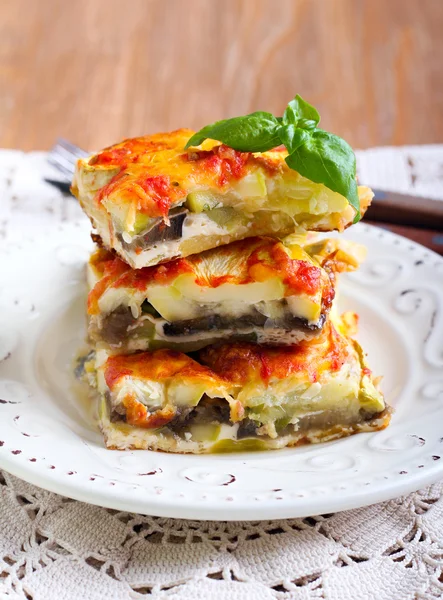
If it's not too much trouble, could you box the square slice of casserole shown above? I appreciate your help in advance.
[82,316,390,454]
[72,129,373,268]
[87,237,364,353]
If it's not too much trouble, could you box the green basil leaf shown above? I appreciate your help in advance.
[285,129,360,221]
[277,125,309,153]
[283,95,320,127]
[185,112,281,152]
[185,96,360,222]
[184,121,226,149]
[297,118,317,131]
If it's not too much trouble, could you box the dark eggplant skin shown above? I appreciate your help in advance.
[162,311,325,337]
[117,206,188,251]
[97,302,326,347]
[98,304,325,345]
[236,418,259,439]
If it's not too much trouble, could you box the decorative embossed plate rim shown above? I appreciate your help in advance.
[0,221,442,520]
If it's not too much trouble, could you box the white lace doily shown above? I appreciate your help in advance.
[1,146,443,600]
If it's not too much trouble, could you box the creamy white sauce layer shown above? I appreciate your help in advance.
[115,212,231,269]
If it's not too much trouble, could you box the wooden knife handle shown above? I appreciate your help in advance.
[366,189,443,230]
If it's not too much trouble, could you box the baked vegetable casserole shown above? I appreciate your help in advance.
[74,95,391,453]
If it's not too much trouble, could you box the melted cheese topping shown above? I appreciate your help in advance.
[104,348,225,390]
[100,348,232,429]
[199,321,350,386]
[72,129,373,235]
[87,237,332,322]
[102,324,348,394]
[74,130,283,219]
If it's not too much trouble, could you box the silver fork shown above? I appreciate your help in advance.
[46,138,89,193]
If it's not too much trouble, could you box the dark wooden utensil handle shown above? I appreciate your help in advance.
[367,189,443,230]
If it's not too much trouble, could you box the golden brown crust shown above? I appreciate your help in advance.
[102,408,392,453]
[90,232,107,249]
[79,129,287,219]
[199,322,350,385]
[103,348,226,390]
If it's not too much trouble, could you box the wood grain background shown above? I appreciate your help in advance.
[1,0,442,151]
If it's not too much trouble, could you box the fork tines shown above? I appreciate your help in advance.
[48,138,89,181]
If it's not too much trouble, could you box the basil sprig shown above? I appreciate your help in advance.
[185,95,360,221]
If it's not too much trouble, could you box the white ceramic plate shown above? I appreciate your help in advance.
[0,221,442,520]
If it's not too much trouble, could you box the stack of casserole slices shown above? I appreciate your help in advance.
[72,129,391,454]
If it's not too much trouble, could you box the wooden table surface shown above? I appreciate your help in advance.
[1,0,442,151]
